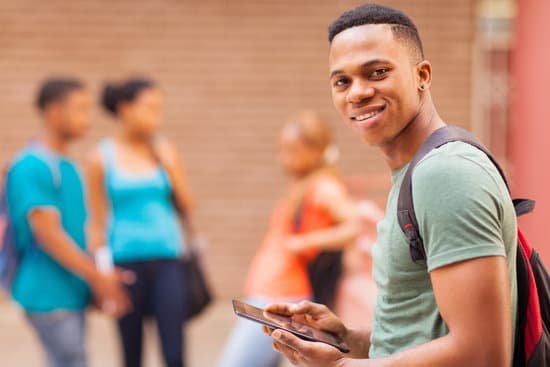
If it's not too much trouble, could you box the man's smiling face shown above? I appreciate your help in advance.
[329,24,423,147]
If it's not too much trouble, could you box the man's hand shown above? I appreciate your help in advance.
[271,329,346,367]
[90,269,134,318]
[28,208,134,318]
[265,301,348,340]
[263,301,356,366]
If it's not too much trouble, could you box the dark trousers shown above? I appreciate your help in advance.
[116,259,187,367]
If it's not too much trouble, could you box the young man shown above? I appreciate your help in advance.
[266,4,517,367]
[6,78,132,367]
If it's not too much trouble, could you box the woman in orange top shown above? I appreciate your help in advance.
[219,111,359,367]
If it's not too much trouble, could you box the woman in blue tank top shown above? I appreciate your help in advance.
[85,78,196,367]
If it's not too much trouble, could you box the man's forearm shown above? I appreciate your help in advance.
[31,215,100,286]
[343,333,503,367]
[344,328,372,359]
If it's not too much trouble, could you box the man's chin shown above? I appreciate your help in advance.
[357,131,382,146]
[63,132,85,141]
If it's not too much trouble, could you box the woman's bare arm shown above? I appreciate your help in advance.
[288,181,360,253]
[85,148,109,254]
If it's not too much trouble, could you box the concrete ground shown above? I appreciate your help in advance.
[0,296,238,367]
[0,261,374,366]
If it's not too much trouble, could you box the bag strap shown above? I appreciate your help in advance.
[148,143,198,251]
[292,199,305,234]
[397,125,534,262]
[27,144,62,189]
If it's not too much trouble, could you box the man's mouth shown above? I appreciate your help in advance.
[351,105,386,122]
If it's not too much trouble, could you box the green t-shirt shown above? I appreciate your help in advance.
[6,148,90,312]
[369,141,518,358]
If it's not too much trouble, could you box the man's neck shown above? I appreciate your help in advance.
[380,95,445,170]
[41,130,69,155]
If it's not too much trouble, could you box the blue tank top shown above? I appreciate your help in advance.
[99,139,185,263]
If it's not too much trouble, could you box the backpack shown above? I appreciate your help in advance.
[0,179,18,292]
[0,146,61,293]
[397,125,550,367]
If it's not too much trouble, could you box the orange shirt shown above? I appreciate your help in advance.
[245,175,344,299]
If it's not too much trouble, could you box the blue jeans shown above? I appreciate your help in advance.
[116,259,187,367]
[26,311,86,367]
[218,296,307,367]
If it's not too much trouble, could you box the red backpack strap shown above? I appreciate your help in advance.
[515,228,544,365]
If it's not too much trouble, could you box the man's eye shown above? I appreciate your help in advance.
[371,68,389,78]
[334,78,349,87]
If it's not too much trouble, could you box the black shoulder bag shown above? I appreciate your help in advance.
[151,148,213,321]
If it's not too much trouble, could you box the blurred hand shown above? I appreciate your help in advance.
[90,268,135,318]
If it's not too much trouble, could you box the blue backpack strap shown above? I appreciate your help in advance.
[0,169,17,291]
[396,125,533,262]
[27,144,62,189]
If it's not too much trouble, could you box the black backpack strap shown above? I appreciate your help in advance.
[397,125,511,262]
[512,198,536,217]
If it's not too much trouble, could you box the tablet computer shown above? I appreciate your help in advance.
[232,299,350,353]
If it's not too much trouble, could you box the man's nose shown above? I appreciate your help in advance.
[346,79,375,105]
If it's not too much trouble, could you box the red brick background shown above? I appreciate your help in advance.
[0,0,475,297]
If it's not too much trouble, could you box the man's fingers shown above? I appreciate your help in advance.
[272,329,310,354]
[265,301,326,317]
[265,302,295,316]
[262,326,275,336]
[291,300,328,318]
[272,341,300,365]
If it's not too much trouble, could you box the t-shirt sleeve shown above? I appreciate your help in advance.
[7,156,58,221]
[412,151,508,272]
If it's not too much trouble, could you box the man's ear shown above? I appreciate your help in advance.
[118,101,131,119]
[416,60,432,91]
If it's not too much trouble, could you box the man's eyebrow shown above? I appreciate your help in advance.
[329,69,345,79]
[361,59,391,68]
[329,59,392,79]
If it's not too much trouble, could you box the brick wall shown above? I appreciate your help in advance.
[0,0,475,297]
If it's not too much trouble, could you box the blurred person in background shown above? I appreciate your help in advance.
[333,198,383,330]
[218,111,359,367]
[5,78,131,367]
[86,78,195,367]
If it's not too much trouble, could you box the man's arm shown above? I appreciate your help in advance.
[265,301,371,359]
[29,208,132,317]
[271,255,512,367]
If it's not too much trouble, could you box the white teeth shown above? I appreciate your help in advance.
[355,108,382,121]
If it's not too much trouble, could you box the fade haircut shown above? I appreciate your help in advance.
[328,3,424,61]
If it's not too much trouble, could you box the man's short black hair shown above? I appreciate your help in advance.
[36,77,85,111]
[328,3,424,60]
